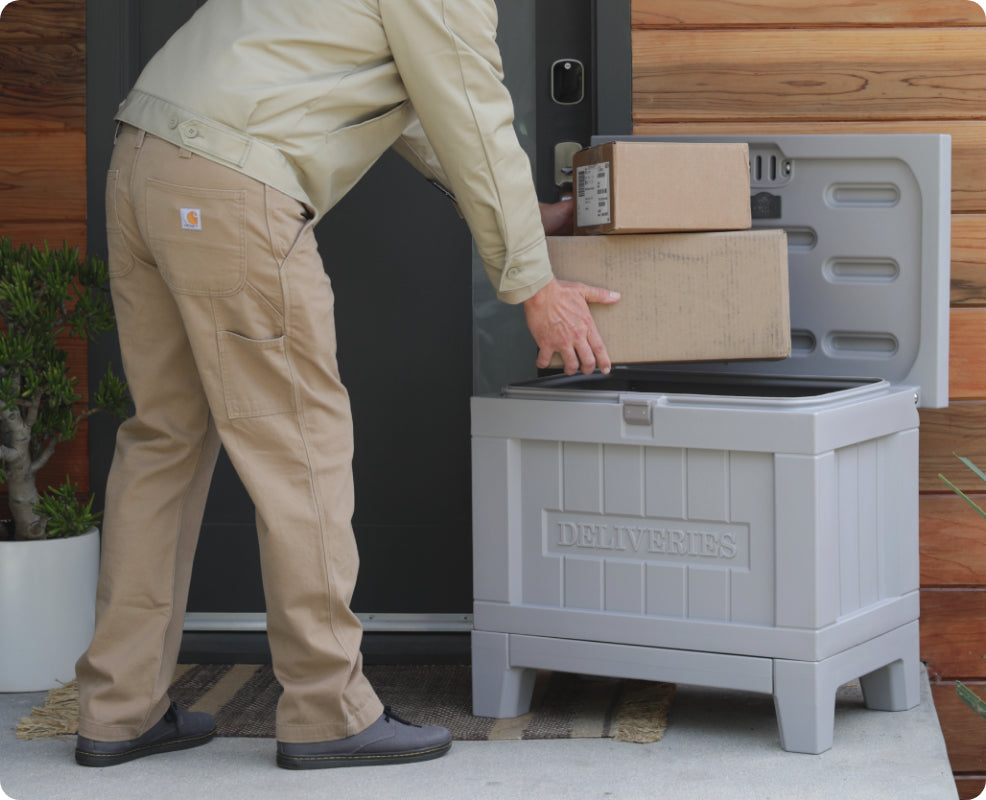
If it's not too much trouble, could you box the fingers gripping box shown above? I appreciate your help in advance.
[547,229,791,366]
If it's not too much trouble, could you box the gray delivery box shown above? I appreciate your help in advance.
[470,134,951,754]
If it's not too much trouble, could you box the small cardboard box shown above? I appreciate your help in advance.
[547,229,790,365]
[574,141,753,235]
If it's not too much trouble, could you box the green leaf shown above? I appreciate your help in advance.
[93,365,131,419]
[33,477,101,539]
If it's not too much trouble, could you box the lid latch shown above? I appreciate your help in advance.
[622,399,653,426]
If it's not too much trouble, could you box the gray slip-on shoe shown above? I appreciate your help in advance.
[75,702,216,767]
[276,707,452,769]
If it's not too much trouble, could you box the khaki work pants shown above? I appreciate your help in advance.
[76,125,384,744]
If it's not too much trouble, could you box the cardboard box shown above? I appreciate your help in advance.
[547,229,790,365]
[574,141,753,235]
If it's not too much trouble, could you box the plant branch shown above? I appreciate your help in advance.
[30,435,58,476]
[24,392,41,430]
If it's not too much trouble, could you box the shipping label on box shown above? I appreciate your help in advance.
[574,141,753,235]
[547,229,791,366]
[576,161,611,227]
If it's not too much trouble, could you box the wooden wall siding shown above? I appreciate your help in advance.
[632,0,986,28]
[920,405,986,492]
[921,494,986,587]
[0,0,89,497]
[958,779,986,800]
[0,0,85,39]
[0,41,85,129]
[630,1,986,792]
[632,29,986,124]
[953,215,986,306]
[932,684,986,771]
[952,311,986,399]
[0,132,87,218]
[922,591,986,679]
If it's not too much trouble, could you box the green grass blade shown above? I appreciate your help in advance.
[956,454,986,486]
[957,681,986,720]
[939,474,986,521]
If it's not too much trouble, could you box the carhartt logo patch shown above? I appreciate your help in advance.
[181,208,202,231]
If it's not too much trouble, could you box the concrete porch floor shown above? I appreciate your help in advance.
[0,667,961,800]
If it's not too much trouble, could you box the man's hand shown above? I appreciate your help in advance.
[523,278,620,376]
[539,199,574,236]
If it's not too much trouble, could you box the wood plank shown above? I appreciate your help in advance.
[632,0,986,28]
[0,131,87,221]
[630,121,986,214]
[953,215,986,306]
[921,589,986,679]
[0,0,86,40]
[950,310,986,401]
[921,494,986,587]
[919,404,986,493]
[932,682,986,773]
[0,116,79,134]
[0,222,86,252]
[633,29,986,123]
[957,777,986,800]
[0,41,86,130]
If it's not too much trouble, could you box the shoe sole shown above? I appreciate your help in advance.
[277,740,452,770]
[75,729,217,767]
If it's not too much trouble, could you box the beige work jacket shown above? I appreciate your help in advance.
[115,0,553,304]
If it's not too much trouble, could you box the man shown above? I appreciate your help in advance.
[75,0,618,771]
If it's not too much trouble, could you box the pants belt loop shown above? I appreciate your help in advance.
[135,128,146,148]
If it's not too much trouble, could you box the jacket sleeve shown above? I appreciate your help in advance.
[380,0,553,304]
[391,113,462,212]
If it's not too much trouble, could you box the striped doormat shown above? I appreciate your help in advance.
[17,665,675,743]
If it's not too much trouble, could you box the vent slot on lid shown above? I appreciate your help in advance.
[749,145,793,188]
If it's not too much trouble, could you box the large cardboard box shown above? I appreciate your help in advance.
[547,229,790,365]
[574,141,752,235]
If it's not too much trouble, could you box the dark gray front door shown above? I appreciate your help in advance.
[86,0,630,628]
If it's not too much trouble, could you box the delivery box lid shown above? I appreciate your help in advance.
[591,134,951,409]
[505,368,889,408]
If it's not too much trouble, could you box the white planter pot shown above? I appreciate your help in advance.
[0,528,100,692]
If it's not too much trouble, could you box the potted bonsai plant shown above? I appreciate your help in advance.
[0,237,128,691]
